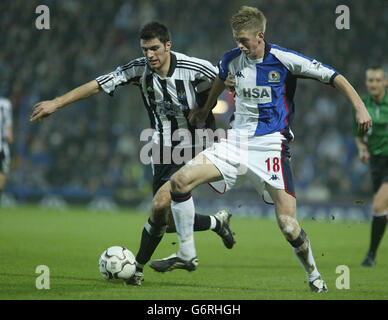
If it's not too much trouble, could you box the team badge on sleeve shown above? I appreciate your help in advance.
[268,70,280,82]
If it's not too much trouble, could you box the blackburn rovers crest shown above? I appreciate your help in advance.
[268,70,280,82]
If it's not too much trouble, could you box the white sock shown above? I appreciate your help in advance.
[171,197,196,260]
[292,238,321,282]
[209,216,217,230]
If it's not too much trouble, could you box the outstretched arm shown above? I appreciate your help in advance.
[30,80,101,122]
[333,75,372,134]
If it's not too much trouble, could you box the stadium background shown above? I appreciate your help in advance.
[1,0,387,219]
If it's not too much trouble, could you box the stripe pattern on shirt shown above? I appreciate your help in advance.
[95,52,218,163]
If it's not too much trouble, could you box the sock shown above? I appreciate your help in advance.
[289,229,320,282]
[135,218,167,267]
[193,214,214,231]
[210,215,219,231]
[171,191,196,260]
[368,212,387,258]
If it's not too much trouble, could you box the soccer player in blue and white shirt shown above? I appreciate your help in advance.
[150,6,372,293]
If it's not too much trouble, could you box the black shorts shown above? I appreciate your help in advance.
[152,163,184,196]
[370,155,388,193]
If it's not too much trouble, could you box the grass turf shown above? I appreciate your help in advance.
[0,205,387,300]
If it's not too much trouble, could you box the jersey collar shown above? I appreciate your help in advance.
[146,52,177,78]
[263,41,271,60]
[167,53,177,77]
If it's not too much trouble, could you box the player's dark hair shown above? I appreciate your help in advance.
[140,22,171,44]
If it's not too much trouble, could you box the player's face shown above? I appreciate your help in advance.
[140,38,172,70]
[366,69,386,98]
[233,29,264,59]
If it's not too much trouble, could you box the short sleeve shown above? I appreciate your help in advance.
[96,58,146,96]
[271,46,338,86]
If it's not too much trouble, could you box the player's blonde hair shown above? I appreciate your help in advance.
[230,6,267,34]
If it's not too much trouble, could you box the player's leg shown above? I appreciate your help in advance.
[0,172,6,196]
[128,164,233,285]
[170,154,224,259]
[131,180,171,283]
[265,184,327,293]
[125,163,176,286]
[150,153,224,272]
[133,177,231,271]
[361,156,388,267]
[166,206,235,249]
[362,182,388,267]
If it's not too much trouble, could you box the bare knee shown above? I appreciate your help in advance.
[277,214,301,241]
[170,171,191,194]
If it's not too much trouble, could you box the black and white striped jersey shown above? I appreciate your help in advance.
[0,97,12,154]
[96,51,218,163]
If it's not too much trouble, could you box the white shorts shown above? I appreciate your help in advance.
[201,129,295,204]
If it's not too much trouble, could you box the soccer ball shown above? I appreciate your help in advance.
[99,246,136,281]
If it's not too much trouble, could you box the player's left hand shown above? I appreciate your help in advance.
[355,105,372,134]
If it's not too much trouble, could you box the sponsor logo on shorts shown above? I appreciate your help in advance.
[269,174,280,181]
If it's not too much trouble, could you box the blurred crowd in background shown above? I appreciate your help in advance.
[1,0,387,205]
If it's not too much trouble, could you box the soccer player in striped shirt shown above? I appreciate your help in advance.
[30,22,235,286]
[0,96,13,197]
[150,6,372,293]
[353,66,388,267]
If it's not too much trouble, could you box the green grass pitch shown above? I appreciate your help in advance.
[0,205,387,300]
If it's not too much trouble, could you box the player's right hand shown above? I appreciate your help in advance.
[188,107,209,127]
[30,100,59,122]
[224,72,236,92]
[359,147,370,163]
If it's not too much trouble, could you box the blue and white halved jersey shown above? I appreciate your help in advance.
[218,42,338,140]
